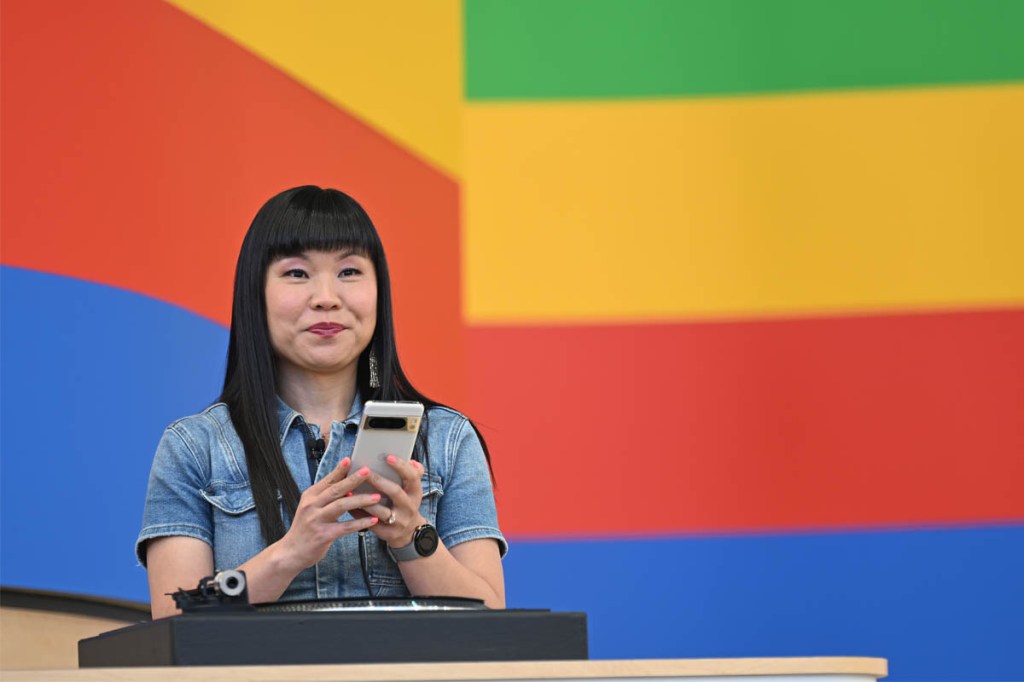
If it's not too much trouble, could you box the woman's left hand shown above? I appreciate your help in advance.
[349,455,506,609]
[352,456,427,548]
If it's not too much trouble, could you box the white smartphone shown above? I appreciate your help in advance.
[349,401,424,504]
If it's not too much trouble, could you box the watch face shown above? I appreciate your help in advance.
[414,524,439,557]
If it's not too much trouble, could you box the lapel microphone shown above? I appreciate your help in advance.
[309,437,326,462]
[301,421,326,462]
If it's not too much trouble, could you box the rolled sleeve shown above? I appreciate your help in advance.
[435,415,508,558]
[136,424,213,566]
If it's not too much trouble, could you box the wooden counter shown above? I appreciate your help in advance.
[4,656,887,682]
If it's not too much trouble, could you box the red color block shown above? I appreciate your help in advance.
[0,0,463,403]
[468,309,1024,536]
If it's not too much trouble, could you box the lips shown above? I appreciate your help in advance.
[307,322,345,337]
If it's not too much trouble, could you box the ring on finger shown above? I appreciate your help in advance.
[386,512,397,526]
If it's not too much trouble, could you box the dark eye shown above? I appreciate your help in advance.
[339,267,361,278]
[284,269,308,278]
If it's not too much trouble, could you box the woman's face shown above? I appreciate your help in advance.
[264,249,377,381]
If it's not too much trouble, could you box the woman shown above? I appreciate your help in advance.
[137,186,506,618]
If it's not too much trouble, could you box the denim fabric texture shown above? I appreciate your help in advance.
[137,395,506,601]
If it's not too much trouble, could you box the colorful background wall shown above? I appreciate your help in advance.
[2,1,1022,679]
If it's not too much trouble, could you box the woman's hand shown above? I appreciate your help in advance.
[148,458,380,617]
[275,457,381,570]
[353,456,427,548]
[350,456,506,608]
[346,456,505,608]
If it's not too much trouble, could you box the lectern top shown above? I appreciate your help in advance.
[6,657,888,682]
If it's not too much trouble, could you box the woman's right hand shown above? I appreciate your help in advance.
[274,457,380,570]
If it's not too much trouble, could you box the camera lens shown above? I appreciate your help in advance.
[367,417,407,430]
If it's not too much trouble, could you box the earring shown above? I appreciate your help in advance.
[369,349,380,389]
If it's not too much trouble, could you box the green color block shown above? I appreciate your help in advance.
[465,0,1024,99]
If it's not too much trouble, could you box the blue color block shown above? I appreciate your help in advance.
[503,527,1024,681]
[1,266,227,601]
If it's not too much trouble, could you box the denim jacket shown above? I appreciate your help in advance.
[137,395,506,601]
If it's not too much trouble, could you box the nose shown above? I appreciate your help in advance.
[310,275,341,310]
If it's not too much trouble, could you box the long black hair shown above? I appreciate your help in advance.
[219,186,490,545]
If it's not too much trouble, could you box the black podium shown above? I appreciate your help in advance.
[78,609,588,667]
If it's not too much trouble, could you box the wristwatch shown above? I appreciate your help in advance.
[388,523,439,562]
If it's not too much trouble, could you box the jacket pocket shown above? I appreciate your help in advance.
[201,480,257,514]
[201,481,264,571]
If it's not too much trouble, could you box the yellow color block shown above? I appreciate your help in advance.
[167,0,462,177]
[463,85,1024,322]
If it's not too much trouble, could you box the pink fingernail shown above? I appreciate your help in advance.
[358,466,370,476]
[345,492,353,497]
[371,494,381,502]
[370,517,379,524]
[386,455,397,464]
[341,457,350,466]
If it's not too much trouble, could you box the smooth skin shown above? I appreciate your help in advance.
[146,250,504,618]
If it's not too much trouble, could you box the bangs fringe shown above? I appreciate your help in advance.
[264,186,381,261]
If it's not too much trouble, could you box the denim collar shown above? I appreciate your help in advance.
[276,392,364,445]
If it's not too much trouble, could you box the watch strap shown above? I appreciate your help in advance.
[387,523,437,562]
[387,536,422,562]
